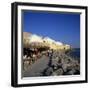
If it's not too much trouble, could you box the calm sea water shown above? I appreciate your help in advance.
[67,48,80,59]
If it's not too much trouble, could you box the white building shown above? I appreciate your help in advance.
[29,34,43,43]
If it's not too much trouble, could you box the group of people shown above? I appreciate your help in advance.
[23,48,53,70]
[23,48,42,70]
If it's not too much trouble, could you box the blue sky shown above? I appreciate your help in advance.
[23,11,80,48]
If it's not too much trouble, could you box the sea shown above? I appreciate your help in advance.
[66,48,80,60]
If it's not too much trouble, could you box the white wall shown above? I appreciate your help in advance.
[0,0,89,89]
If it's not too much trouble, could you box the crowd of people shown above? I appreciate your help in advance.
[23,47,53,70]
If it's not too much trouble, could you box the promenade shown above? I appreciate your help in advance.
[22,50,80,77]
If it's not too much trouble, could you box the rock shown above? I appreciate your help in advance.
[44,67,53,76]
[52,68,63,76]
[65,69,76,75]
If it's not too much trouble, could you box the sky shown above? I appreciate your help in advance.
[23,10,80,48]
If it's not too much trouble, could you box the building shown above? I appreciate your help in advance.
[23,32,71,50]
[23,32,31,48]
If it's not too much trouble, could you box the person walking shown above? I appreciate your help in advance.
[48,49,53,67]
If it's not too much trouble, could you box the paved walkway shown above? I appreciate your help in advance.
[23,55,49,77]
